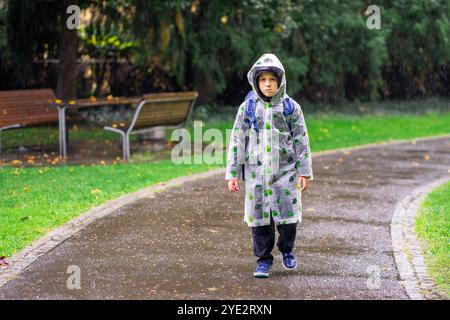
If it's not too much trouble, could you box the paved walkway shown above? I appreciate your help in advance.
[1,136,449,299]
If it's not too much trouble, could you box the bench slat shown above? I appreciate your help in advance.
[142,91,198,101]
[127,92,198,131]
[133,98,193,129]
[0,89,58,127]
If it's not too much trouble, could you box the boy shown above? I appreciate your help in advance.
[225,53,313,278]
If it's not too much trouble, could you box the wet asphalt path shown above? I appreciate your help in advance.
[1,136,449,299]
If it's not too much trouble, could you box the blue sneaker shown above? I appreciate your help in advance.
[281,252,297,270]
[253,261,272,278]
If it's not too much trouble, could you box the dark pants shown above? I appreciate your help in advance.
[251,212,297,264]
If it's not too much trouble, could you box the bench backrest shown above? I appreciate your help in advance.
[130,91,198,131]
[0,89,58,127]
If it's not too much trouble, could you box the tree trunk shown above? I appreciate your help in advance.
[196,71,213,104]
[56,0,78,100]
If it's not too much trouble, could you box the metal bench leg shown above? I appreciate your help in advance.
[125,133,131,161]
[121,134,127,161]
[0,124,21,157]
[104,126,127,161]
[57,106,68,159]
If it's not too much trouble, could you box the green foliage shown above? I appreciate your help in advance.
[124,0,450,102]
[383,0,450,97]
[4,0,61,85]
[0,0,448,102]
[79,0,137,57]
[0,4,8,60]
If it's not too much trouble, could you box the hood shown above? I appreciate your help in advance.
[247,53,287,105]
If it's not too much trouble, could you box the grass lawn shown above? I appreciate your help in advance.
[1,109,450,257]
[416,181,450,297]
[304,111,450,151]
[179,110,450,153]
[0,124,137,151]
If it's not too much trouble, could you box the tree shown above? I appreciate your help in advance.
[57,0,79,100]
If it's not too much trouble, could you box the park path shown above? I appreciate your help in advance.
[0,136,449,299]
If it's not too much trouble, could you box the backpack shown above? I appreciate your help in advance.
[244,90,295,133]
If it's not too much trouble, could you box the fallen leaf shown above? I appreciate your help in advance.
[0,256,9,267]
[10,160,22,166]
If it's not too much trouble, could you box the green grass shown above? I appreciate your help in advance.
[180,111,450,153]
[1,109,450,257]
[1,124,138,150]
[305,111,450,152]
[416,181,450,297]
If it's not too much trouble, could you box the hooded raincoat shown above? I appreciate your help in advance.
[225,53,313,227]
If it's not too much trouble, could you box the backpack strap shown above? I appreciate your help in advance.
[282,95,295,133]
[244,90,295,132]
[282,95,294,116]
[244,91,259,132]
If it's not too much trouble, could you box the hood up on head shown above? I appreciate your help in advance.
[247,53,287,104]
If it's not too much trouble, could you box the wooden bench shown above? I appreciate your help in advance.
[103,91,198,161]
[0,89,59,155]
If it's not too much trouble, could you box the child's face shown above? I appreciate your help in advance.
[258,71,279,97]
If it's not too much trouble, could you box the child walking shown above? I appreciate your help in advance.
[225,53,313,278]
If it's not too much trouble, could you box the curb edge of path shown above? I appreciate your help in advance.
[391,177,449,300]
[1,133,450,290]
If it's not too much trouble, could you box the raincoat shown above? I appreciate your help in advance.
[225,53,313,227]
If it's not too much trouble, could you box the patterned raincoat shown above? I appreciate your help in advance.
[225,53,313,227]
